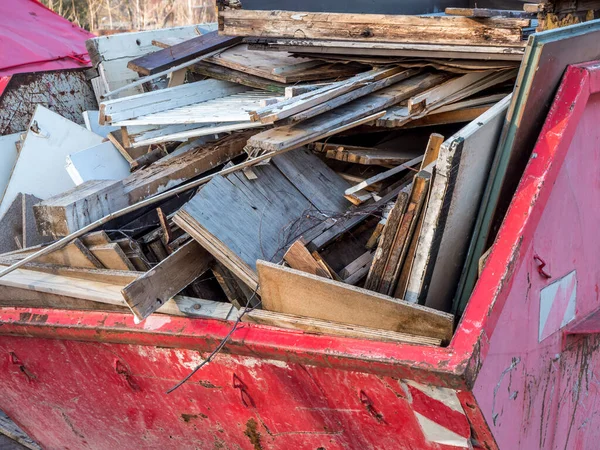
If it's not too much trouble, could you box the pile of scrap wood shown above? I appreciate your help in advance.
[0,6,531,346]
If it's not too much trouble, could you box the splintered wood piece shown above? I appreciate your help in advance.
[257,260,453,341]
[122,240,214,320]
[420,133,445,169]
[89,243,136,271]
[157,207,173,245]
[365,188,410,291]
[344,156,423,198]
[379,173,430,296]
[284,240,332,279]
[244,309,442,345]
[219,10,529,47]
[127,32,242,76]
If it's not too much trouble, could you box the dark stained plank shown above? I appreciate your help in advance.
[127,32,242,76]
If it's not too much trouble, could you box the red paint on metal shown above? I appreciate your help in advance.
[0,0,93,76]
[0,76,11,97]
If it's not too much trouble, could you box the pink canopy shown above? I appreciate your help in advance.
[0,0,94,77]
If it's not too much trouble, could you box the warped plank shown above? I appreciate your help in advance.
[127,31,242,75]
[220,10,529,47]
[257,260,453,341]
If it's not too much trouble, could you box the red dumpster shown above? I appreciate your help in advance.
[0,59,599,449]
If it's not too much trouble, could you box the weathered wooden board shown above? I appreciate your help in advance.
[220,10,529,47]
[127,31,242,75]
[248,72,447,152]
[244,309,442,345]
[174,148,350,289]
[86,24,216,98]
[206,44,363,83]
[88,243,136,271]
[406,95,511,311]
[122,240,213,320]
[0,106,104,217]
[257,261,453,341]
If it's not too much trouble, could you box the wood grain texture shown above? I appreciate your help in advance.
[89,243,136,271]
[283,240,331,278]
[122,239,213,320]
[257,260,453,341]
[244,309,441,345]
[219,10,528,47]
[127,32,242,75]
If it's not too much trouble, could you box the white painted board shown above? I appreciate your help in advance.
[405,95,511,311]
[0,106,104,217]
[83,110,119,138]
[89,24,217,98]
[0,133,20,202]
[66,141,131,185]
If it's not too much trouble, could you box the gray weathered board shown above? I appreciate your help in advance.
[174,147,350,288]
[406,95,511,312]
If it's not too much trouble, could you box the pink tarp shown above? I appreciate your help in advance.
[0,0,94,77]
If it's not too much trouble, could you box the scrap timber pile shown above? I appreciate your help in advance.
[0,6,536,346]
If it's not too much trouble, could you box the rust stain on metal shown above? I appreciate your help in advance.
[244,418,263,450]
[181,413,208,423]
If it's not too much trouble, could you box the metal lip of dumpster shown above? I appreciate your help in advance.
[0,63,596,394]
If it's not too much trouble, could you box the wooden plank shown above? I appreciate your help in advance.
[379,173,430,296]
[376,69,517,128]
[248,38,525,60]
[248,73,445,152]
[244,309,441,345]
[364,187,411,292]
[65,141,130,185]
[89,243,136,271]
[174,149,350,290]
[393,134,445,299]
[407,96,511,311]
[100,79,247,125]
[81,231,111,246]
[340,251,374,285]
[344,156,423,200]
[190,61,287,93]
[283,239,331,278]
[316,143,421,166]
[271,147,350,213]
[106,129,147,163]
[0,262,142,285]
[36,239,103,269]
[122,240,214,320]
[257,261,453,341]
[402,104,495,129]
[33,180,129,238]
[219,10,529,47]
[86,25,216,98]
[253,67,414,123]
[0,106,104,217]
[127,32,242,76]
[445,7,536,18]
[206,44,363,83]
[115,90,275,126]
